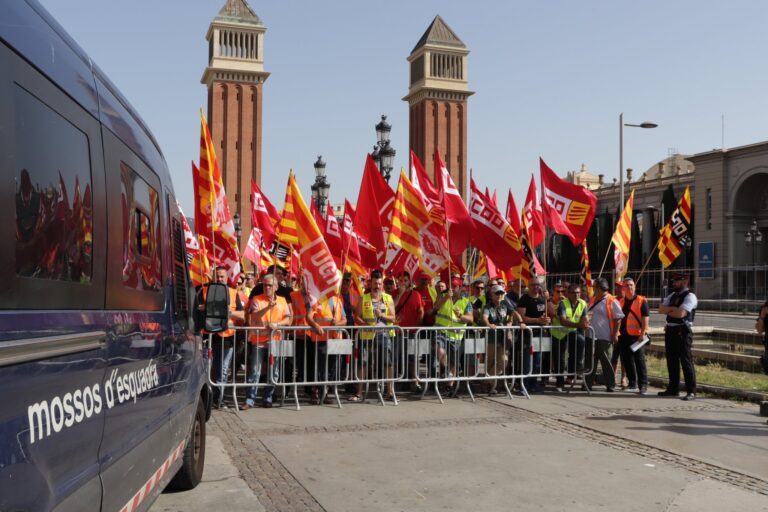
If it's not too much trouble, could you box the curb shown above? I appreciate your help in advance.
[647,376,767,404]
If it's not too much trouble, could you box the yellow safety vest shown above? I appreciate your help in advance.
[360,292,395,340]
[435,297,471,340]
[552,298,587,340]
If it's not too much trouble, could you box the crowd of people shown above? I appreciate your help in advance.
[197,264,703,409]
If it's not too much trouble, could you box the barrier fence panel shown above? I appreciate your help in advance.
[205,324,602,410]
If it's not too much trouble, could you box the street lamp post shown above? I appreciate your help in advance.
[619,113,657,213]
[233,212,242,247]
[310,155,330,216]
[745,218,763,265]
[374,115,396,183]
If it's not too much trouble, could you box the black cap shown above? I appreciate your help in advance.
[671,272,689,280]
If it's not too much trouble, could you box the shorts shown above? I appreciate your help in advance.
[357,332,394,369]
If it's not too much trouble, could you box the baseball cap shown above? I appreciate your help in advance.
[451,277,463,287]
[491,284,505,294]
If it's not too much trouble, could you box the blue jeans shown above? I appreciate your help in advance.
[211,335,234,407]
[245,344,279,405]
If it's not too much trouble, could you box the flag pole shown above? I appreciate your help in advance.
[635,245,659,285]
[597,239,614,277]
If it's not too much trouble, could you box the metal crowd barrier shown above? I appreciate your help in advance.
[204,324,600,411]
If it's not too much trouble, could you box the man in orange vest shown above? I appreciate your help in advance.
[243,273,293,409]
[584,277,625,392]
[618,277,650,394]
[306,293,345,404]
[198,266,244,409]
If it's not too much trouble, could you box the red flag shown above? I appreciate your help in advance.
[242,228,263,268]
[251,179,278,246]
[435,150,472,258]
[324,200,343,266]
[410,150,444,225]
[342,200,362,262]
[523,175,545,248]
[468,177,521,270]
[310,200,326,236]
[539,158,597,246]
[355,154,394,267]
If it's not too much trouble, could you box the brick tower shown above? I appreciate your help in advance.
[202,0,269,248]
[405,15,473,199]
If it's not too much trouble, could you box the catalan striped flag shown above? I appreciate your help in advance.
[189,235,211,287]
[387,170,431,261]
[277,171,299,246]
[472,251,487,280]
[657,187,692,268]
[611,190,634,280]
[581,242,594,299]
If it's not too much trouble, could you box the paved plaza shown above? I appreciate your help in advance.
[155,386,768,511]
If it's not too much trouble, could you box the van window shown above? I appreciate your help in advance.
[14,85,93,283]
[120,162,161,292]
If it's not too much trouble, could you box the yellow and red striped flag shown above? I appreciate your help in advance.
[189,235,211,287]
[611,190,634,280]
[286,173,340,304]
[196,110,241,285]
[472,251,488,280]
[657,187,692,268]
[581,242,594,298]
[387,170,431,261]
[277,171,299,247]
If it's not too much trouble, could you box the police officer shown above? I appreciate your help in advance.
[658,272,698,400]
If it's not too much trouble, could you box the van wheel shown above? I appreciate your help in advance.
[168,399,206,490]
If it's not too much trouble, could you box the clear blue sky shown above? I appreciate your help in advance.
[39,0,768,216]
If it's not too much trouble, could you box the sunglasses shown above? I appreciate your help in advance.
[475,286,485,290]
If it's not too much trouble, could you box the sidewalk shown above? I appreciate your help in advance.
[190,387,768,511]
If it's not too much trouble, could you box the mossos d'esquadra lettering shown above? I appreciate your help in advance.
[27,360,159,444]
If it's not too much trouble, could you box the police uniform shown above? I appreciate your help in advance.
[660,274,698,398]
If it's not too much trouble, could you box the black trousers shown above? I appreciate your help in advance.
[664,326,696,394]
[618,334,647,388]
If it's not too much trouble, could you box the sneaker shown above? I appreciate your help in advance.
[681,393,695,401]
[555,387,564,393]
[639,387,648,395]
[624,387,639,392]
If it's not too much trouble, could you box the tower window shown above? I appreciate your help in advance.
[411,56,424,84]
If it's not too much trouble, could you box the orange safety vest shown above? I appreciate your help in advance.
[619,295,647,336]
[201,286,238,338]
[308,297,343,342]
[247,294,291,344]
[290,290,309,328]
[589,293,617,323]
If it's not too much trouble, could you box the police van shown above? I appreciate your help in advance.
[0,1,212,510]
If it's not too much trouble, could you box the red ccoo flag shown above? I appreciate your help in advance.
[523,175,545,248]
[539,158,597,246]
[468,178,521,270]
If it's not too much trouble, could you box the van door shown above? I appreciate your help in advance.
[97,129,176,512]
[0,42,107,511]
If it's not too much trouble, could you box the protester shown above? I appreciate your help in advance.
[198,266,244,409]
[416,273,437,327]
[306,292,346,404]
[482,284,514,394]
[584,277,624,392]
[249,264,293,300]
[517,277,549,392]
[469,279,487,325]
[552,283,588,392]
[290,280,312,395]
[243,274,293,409]
[658,272,698,400]
[758,300,768,374]
[337,272,357,324]
[352,270,397,402]
[433,277,474,389]
[618,277,650,394]
[394,271,424,390]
